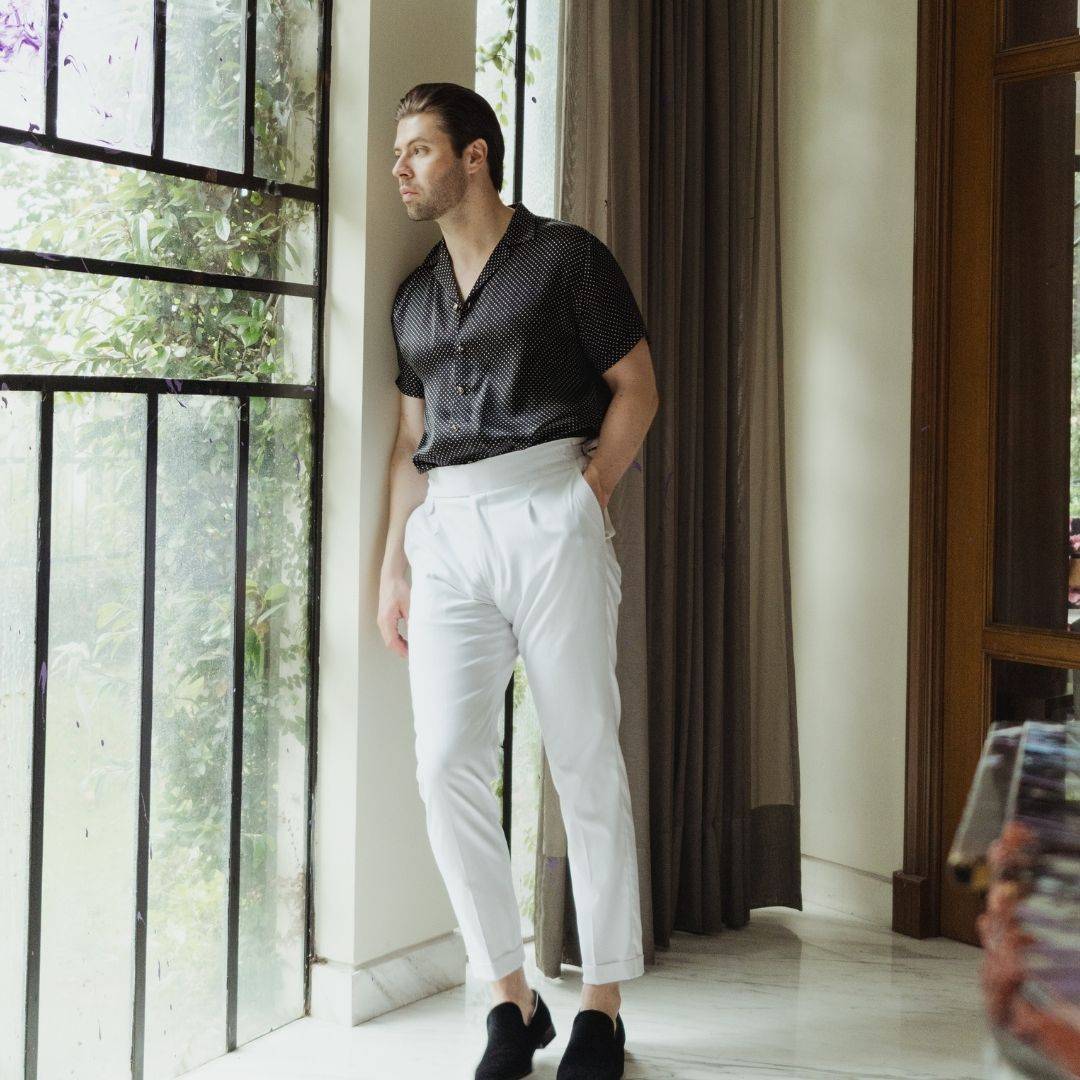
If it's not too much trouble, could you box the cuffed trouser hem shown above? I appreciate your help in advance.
[467,941,527,983]
[581,953,644,985]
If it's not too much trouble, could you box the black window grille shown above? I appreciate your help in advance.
[0,1,332,1077]
[498,0,527,853]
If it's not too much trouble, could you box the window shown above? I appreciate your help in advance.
[0,2,330,1077]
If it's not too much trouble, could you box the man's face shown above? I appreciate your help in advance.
[392,113,469,221]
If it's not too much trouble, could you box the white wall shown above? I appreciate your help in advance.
[312,0,477,1023]
[778,0,918,925]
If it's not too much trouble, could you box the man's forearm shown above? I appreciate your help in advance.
[382,446,429,578]
[586,388,660,508]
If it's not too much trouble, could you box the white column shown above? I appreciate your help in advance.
[312,0,478,1025]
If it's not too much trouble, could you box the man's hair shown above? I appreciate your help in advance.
[395,82,505,193]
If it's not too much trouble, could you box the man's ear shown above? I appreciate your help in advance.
[467,137,488,172]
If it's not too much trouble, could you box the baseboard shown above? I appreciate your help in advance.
[309,930,467,1026]
[800,853,894,927]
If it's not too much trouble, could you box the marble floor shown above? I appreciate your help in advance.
[178,902,999,1080]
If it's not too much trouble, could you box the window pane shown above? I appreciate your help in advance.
[37,392,146,1080]
[992,72,1080,632]
[1004,1,1080,49]
[0,142,316,283]
[165,0,246,173]
[56,0,154,153]
[476,0,516,199]
[0,0,46,131]
[991,657,1077,727]
[522,0,560,215]
[510,660,540,939]
[0,388,39,1080]
[0,264,313,383]
[237,395,311,1044]
[254,0,318,186]
[143,394,237,1078]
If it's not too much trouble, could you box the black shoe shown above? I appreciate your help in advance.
[555,1009,625,1079]
[474,989,557,1080]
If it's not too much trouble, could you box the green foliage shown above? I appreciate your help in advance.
[475,0,542,131]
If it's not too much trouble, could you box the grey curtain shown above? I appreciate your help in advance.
[534,0,801,979]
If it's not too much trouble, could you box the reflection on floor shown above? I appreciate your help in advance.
[178,902,991,1079]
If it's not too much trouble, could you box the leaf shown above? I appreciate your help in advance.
[214,214,231,242]
[255,600,288,625]
[96,601,127,630]
[241,252,260,275]
[264,582,288,603]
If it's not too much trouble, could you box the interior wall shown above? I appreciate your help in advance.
[777,0,919,923]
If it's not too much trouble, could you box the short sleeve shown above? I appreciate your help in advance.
[569,230,649,375]
[391,295,424,398]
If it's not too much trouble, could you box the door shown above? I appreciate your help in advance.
[940,0,1080,944]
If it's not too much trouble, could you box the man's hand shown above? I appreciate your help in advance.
[377,573,411,659]
[582,461,609,509]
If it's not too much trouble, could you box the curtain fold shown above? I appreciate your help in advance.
[534,0,801,977]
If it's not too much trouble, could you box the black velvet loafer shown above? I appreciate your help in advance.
[474,989,557,1080]
[555,1009,625,1079]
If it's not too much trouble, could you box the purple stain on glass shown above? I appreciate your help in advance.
[0,2,42,64]
[164,378,188,408]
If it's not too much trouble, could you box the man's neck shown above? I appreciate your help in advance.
[439,198,516,269]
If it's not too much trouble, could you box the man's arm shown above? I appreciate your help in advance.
[377,392,428,657]
[583,336,660,508]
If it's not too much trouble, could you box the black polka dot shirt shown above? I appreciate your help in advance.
[391,201,649,473]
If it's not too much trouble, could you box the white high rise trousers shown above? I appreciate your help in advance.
[402,435,644,985]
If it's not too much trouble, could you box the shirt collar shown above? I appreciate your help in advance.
[424,202,536,305]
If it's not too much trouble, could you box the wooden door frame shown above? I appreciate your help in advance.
[897,0,1080,939]
[893,0,954,939]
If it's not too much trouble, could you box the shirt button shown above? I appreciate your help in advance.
[451,423,459,432]
[456,384,465,394]
[456,342,465,353]
[452,301,460,310]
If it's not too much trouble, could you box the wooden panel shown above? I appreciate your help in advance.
[936,0,996,946]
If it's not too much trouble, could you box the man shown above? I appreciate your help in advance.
[377,81,658,1080]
